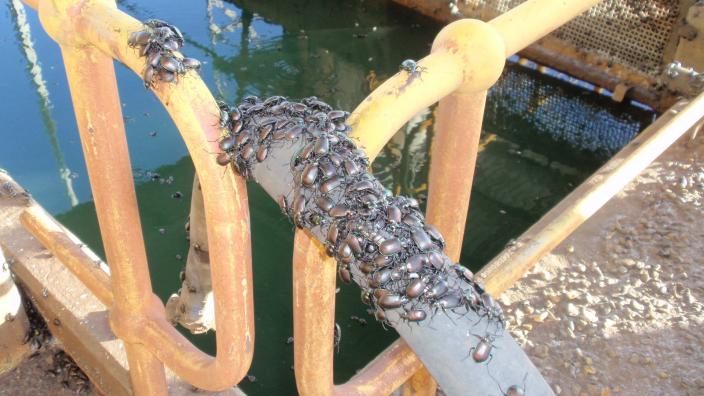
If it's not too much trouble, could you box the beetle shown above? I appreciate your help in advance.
[128,30,151,47]
[405,278,426,298]
[402,309,427,322]
[433,292,464,311]
[399,59,428,80]
[378,294,406,309]
[453,263,474,282]
[404,254,427,273]
[478,289,506,328]
[256,145,269,162]
[215,152,232,166]
[218,135,236,152]
[505,384,525,396]
[424,278,449,299]
[411,227,435,251]
[467,333,496,363]
[379,238,402,255]
[492,373,528,396]
[338,265,352,284]
[182,57,201,70]
[301,163,319,186]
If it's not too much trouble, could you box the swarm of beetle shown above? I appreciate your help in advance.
[128,19,201,88]
[215,95,505,331]
[214,95,526,393]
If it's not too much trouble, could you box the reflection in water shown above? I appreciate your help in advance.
[373,107,432,198]
[9,0,79,207]
[207,0,245,99]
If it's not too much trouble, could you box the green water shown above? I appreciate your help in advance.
[1,0,654,394]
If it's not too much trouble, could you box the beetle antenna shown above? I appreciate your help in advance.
[486,365,506,396]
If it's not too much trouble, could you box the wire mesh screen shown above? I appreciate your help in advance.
[465,0,680,76]
[485,63,655,158]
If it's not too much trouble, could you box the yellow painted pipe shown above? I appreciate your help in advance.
[349,0,602,162]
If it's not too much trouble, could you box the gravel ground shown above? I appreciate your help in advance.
[499,131,704,395]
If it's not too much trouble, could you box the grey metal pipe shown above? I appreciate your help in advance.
[215,96,554,396]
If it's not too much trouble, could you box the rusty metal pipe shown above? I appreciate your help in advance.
[59,42,168,395]
[426,92,487,259]
[19,195,252,391]
[20,207,113,307]
[292,232,336,396]
[337,340,425,395]
[397,91,489,394]
[478,95,704,295]
[28,0,254,391]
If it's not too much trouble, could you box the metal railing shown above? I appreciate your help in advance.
[15,0,704,395]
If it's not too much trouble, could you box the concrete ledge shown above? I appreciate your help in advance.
[0,172,244,395]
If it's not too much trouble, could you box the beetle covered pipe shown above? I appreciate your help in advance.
[215,96,554,395]
[215,96,499,330]
[129,19,200,88]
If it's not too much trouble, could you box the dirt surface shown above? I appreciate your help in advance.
[0,294,96,396]
[0,347,97,396]
[499,130,704,395]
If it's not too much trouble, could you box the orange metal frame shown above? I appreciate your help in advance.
[16,0,611,394]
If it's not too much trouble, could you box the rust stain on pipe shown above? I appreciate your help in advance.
[20,207,114,307]
[26,0,254,392]
[59,41,168,395]
[426,91,487,260]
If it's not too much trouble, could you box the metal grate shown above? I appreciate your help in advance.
[485,63,655,158]
[467,0,680,76]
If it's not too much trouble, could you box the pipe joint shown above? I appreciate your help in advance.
[108,293,165,346]
[431,19,506,93]
[37,0,102,46]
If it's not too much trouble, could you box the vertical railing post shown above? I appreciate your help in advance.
[292,232,337,396]
[60,43,167,395]
[426,92,487,259]
[399,91,487,395]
